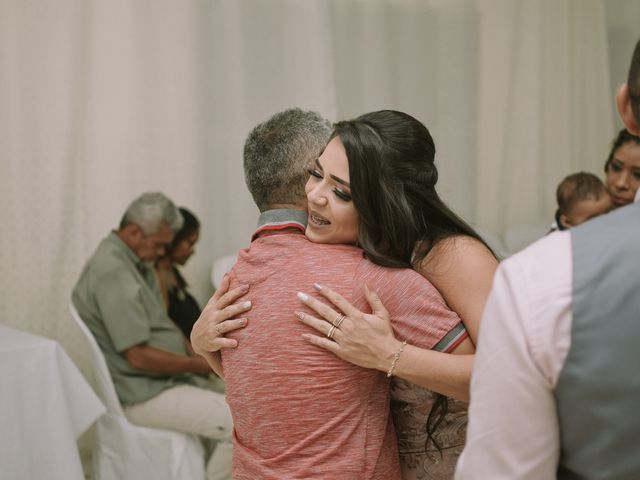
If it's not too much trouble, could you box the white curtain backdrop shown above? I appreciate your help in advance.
[0,0,637,375]
[475,0,614,234]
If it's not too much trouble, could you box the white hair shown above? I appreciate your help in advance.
[119,192,183,234]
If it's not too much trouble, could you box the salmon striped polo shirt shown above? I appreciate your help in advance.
[222,209,466,480]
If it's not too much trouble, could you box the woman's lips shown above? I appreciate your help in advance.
[308,211,330,226]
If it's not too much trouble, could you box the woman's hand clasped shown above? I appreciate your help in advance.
[295,283,404,372]
[190,274,251,356]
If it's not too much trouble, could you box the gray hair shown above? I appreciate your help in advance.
[243,108,332,211]
[119,192,183,234]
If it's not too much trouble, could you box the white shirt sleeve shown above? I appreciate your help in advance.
[455,232,573,479]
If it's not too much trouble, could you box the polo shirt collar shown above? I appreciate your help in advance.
[252,209,307,240]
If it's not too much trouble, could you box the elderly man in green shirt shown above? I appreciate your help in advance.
[72,192,232,480]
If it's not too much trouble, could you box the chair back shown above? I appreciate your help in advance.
[69,304,124,415]
[69,306,207,480]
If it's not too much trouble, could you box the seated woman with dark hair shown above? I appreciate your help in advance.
[155,207,202,338]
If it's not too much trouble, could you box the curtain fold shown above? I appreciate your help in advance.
[475,0,613,234]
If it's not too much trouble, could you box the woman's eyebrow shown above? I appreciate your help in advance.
[316,157,350,187]
[330,174,350,188]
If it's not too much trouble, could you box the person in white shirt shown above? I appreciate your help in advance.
[455,38,640,480]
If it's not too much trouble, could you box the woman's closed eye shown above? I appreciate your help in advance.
[308,168,352,201]
[333,188,352,202]
[308,168,323,180]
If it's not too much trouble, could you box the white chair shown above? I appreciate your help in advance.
[69,304,205,480]
[211,253,238,290]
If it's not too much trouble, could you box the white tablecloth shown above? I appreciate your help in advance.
[0,325,106,480]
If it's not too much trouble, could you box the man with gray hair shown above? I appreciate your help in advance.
[243,108,332,212]
[73,191,232,480]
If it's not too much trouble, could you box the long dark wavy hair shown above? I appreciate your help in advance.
[333,110,494,451]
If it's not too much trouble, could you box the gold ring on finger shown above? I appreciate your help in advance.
[327,325,337,340]
[333,313,346,328]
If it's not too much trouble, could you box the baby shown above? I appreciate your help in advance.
[554,172,612,230]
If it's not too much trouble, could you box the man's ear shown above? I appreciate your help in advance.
[559,213,572,229]
[121,223,143,240]
[616,82,640,136]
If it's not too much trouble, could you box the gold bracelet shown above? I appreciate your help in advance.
[386,340,407,378]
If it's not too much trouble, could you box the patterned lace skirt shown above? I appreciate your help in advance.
[391,378,468,480]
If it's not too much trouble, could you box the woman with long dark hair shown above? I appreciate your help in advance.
[297,110,498,478]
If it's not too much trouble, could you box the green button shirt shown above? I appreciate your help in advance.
[72,232,193,405]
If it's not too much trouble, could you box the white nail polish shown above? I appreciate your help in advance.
[242,301,251,308]
[297,292,309,302]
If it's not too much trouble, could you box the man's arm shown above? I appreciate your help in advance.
[455,260,560,479]
[94,269,216,375]
[125,344,212,375]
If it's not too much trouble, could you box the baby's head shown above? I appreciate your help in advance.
[556,172,612,229]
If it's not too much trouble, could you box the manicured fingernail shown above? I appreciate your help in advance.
[296,311,305,320]
[242,301,251,308]
[240,284,249,292]
[297,292,309,302]
[240,318,248,325]
[313,283,323,291]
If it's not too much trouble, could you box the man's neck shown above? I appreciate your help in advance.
[262,202,306,211]
[253,208,308,240]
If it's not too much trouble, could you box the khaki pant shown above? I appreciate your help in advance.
[124,384,233,480]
